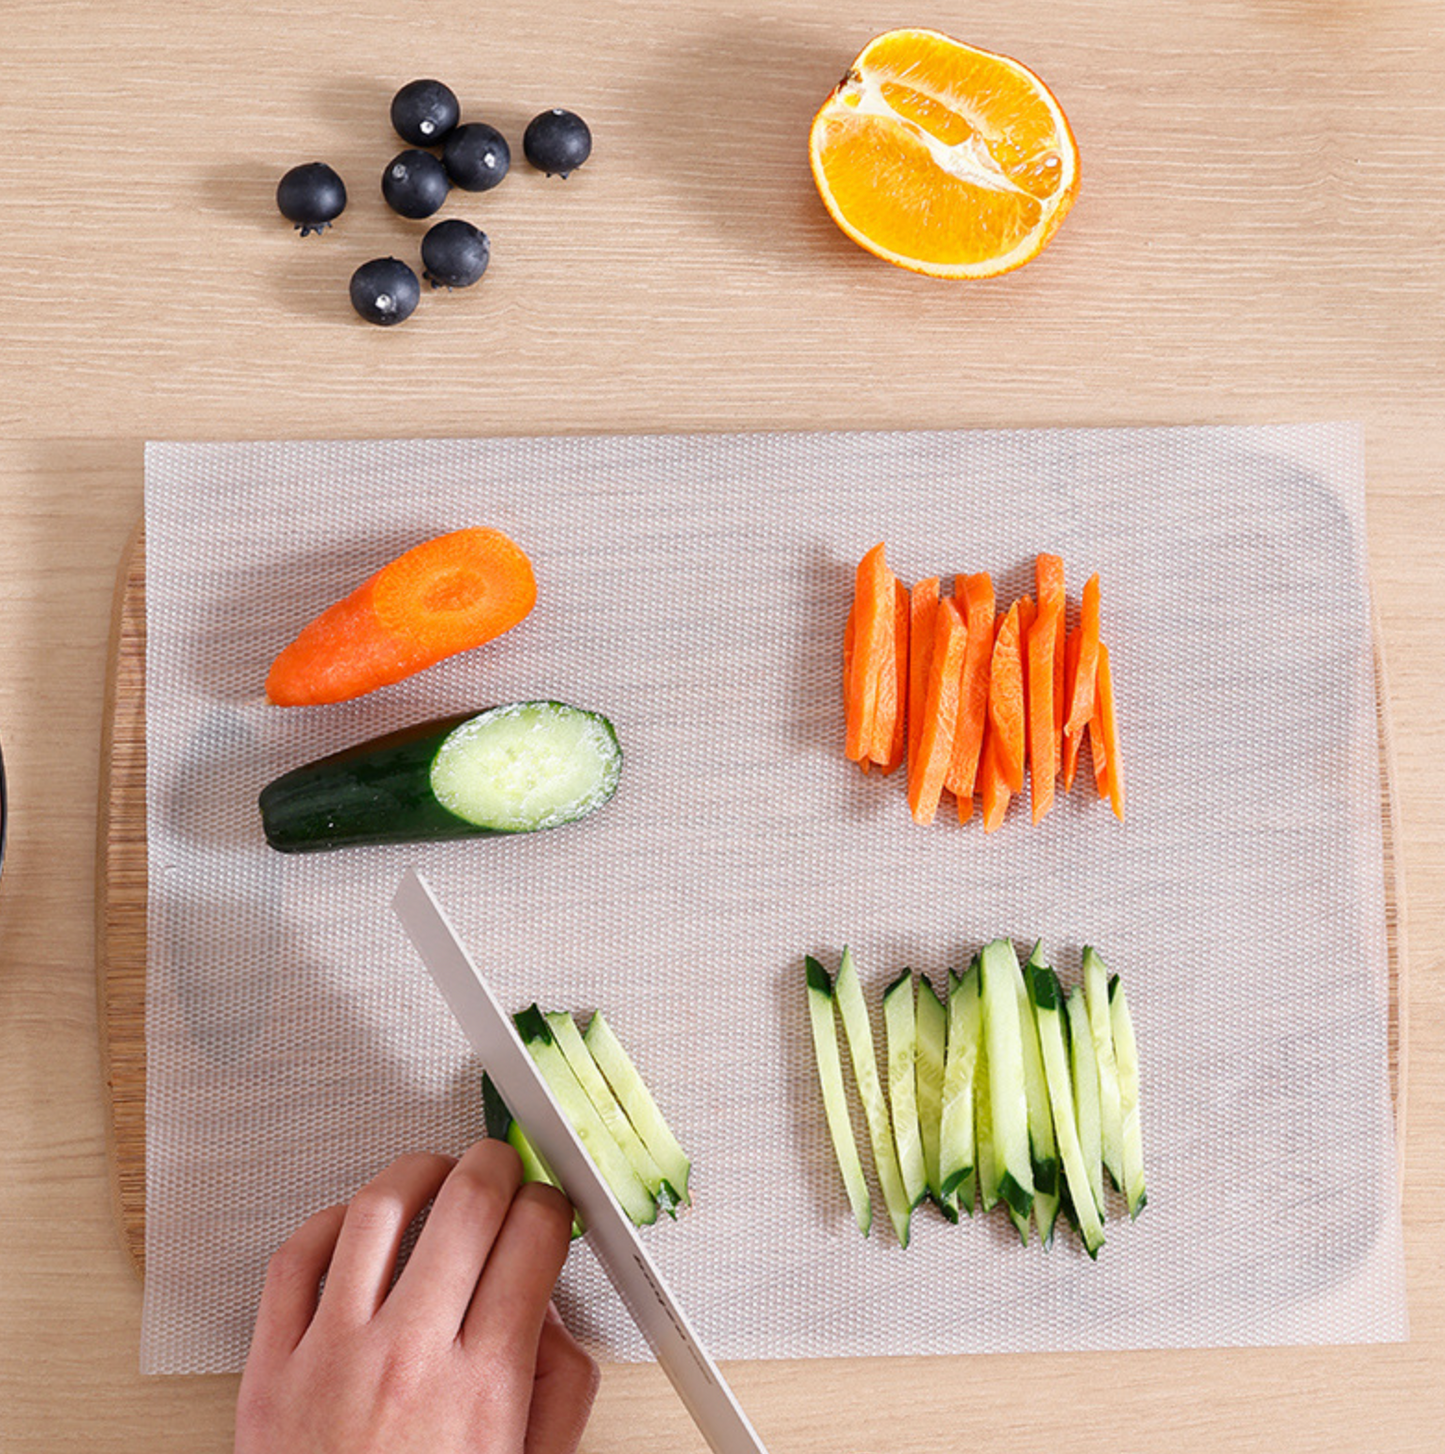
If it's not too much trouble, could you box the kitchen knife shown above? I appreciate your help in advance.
[392,866,770,1454]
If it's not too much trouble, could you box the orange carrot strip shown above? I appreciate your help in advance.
[907,599,968,825]
[1065,573,1102,740]
[845,543,891,763]
[880,577,910,775]
[1096,641,1125,820]
[868,573,903,770]
[1017,594,1036,780]
[1027,598,1058,823]
[949,573,995,821]
[844,601,868,775]
[1060,623,1086,790]
[907,578,941,791]
[266,528,536,707]
[1037,554,1066,771]
[1088,656,1109,799]
[980,728,1010,833]
[988,602,1026,794]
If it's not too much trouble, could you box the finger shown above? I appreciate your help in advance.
[462,1179,573,1355]
[524,1305,601,1454]
[316,1152,456,1326]
[246,1202,347,1366]
[386,1138,524,1334]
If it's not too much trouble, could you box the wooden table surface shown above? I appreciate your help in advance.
[2,2,1442,1449]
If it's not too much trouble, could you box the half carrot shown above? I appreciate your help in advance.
[908,598,968,826]
[907,578,941,791]
[1026,596,1059,823]
[948,573,995,821]
[1095,641,1125,821]
[1064,572,1102,741]
[845,543,892,763]
[987,602,1026,794]
[878,577,910,775]
[265,528,537,707]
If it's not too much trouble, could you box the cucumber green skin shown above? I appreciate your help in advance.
[258,705,620,852]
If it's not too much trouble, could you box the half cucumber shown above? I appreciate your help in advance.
[259,701,622,852]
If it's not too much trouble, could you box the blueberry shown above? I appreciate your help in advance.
[523,109,592,177]
[421,219,491,289]
[381,149,450,219]
[390,78,460,147]
[276,162,347,235]
[442,123,511,192]
[349,257,420,325]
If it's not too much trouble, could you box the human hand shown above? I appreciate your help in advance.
[235,1138,599,1454]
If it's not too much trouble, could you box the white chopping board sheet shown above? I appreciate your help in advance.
[140,424,1405,1373]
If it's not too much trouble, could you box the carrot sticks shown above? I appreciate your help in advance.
[841,547,1125,829]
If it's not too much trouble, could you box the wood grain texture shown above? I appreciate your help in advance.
[2,0,1444,1448]
[95,523,147,1276]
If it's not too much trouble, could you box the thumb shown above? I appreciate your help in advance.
[524,1304,600,1454]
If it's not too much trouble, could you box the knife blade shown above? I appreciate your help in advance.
[392,866,770,1454]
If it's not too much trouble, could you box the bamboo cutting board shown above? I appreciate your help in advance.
[95,524,1412,1279]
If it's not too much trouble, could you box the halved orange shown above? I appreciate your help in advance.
[809,29,1079,279]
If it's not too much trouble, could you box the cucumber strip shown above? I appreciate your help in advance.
[805,956,872,1236]
[1029,964,1106,1258]
[979,939,1035,1220]
[1084,946,1126,1191]
[940,964,981,1208]
[914,974,952,1220]
[1021,945,1061,1246]
[259,701,622,851]
[1020,944,1061,1201]
[1109,974,1148,1219]
[1066,986,1106,1218]
[883,968,927,1211]
[514,1006,658,1227]
[481,1074,582,1237]
[545,1010,674,1215]
[974,996,1000,1213]
[835,947,914,1247]
[1007,1202,1032,1246]
[582,1011,691,1206]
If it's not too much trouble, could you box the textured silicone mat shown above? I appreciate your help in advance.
[140,425,1406,1373]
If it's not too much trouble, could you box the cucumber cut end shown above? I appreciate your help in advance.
[430,701,622,833]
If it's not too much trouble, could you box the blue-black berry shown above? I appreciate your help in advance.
[443,123,511,192]
[390,79,460,147]
[421,219,491,289]
[276,162,347,235]
[349,257,420,325]
[523,109,592,177]
[381,149,450,219]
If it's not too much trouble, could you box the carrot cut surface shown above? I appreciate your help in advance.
[1096,641,1125,820]
[907,578,941,789]
[266,527,536,707]
[987,603,1026,794]
[908,599,968,825]
[880,577,910,774]
[1060,623,1085,791]
[1026,599,1058,823]
[1065,572,1102,740]
[845,543,892,763]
